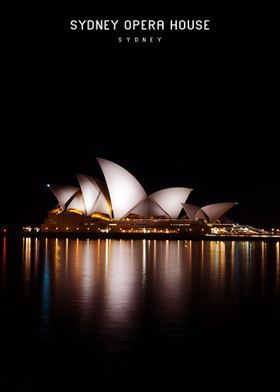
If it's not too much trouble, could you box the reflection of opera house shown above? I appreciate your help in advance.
[41,158,237,236]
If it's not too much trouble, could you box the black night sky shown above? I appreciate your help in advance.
[3,3,279,227]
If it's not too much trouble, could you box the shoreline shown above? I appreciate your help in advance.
[2,231,280,242]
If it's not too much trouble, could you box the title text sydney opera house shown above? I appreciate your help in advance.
[39,158,242,237]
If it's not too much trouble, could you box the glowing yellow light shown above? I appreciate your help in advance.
[49,208,62,214]
[68,209,84,216]
[91,212,110,221]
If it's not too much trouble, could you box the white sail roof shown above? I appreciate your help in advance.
[93,192,111,216]
[97,158,147,219]
[182,202,236,222]
[149,187,193,218]
[67,191,86,214]
[77,174,103,216]
[195,209,207,220]
[48,184,79,210]
[48,160,236,223]
[129,197,168,217]
[201,202,237,223]
[181,203,200,220]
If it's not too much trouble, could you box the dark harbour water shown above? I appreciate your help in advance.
[1,237,280,390]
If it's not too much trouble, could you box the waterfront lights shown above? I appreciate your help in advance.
[22,226,38,232]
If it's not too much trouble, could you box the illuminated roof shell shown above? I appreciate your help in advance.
[77,174,111,217]
[201,202,237,223]
[181,203,201,220]
[129,197,168,217]
[149,187,193,218]
[67,191,86,214]
[97,157,147,219]
[182,202,237,223]
[48,184,79,210]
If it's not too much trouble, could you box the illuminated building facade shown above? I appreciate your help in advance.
[41,158,236,236]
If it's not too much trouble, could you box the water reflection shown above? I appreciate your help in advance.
[2,236,280,391]
[2,238,280,343]
[276,242,280,293]
[23,237,31,286]
[41,238,50,335]
[1,236,6,286]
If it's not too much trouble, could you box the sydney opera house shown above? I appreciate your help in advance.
[41,158,237,236]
